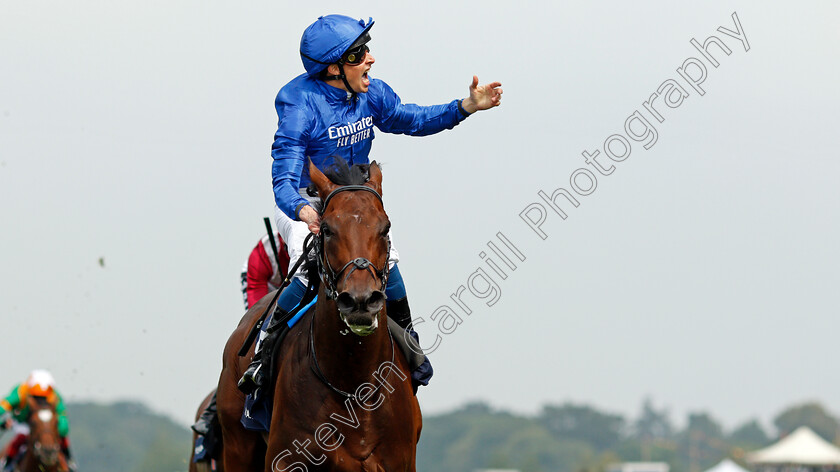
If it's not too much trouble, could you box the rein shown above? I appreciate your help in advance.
[308,305,395,399]
[238,233,316,357]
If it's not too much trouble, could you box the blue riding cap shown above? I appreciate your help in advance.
[300,15,374,76]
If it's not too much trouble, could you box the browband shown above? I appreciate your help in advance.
[320,185,382,214]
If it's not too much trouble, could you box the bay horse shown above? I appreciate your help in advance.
[17,395,66,472]
[189,389,223,472]
[216,161,421,471]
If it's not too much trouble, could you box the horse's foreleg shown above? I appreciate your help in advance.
[219,423,264,472]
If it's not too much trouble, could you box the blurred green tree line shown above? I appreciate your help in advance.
[417,399,840,472]
[1,399,833,472]
[64,401,190,472]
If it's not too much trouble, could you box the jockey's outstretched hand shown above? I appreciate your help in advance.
[461,75,502,114]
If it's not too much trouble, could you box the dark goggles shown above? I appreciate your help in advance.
[342,44,369,65]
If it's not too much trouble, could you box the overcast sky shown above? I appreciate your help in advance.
[1,0,838,431]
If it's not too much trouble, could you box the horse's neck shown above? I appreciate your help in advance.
[312,296,392,392]
[18,445,36,472]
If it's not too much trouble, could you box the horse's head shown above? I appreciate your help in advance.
[309,160,390,336]
[26,395,61,468]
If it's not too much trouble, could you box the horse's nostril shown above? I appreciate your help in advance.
[336,292,357,314]
[365,290,386,312]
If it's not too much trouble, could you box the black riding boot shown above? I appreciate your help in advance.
[191,391,218,436]
[387,296,413,330]
[386,296,434,393]
[238,307,288,395]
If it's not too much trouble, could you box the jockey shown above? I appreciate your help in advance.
[0,370,75,471]
[236,14,502,393]
[240,231,291,309]
[190,232,291,435]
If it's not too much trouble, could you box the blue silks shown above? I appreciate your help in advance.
[271,73,468,219]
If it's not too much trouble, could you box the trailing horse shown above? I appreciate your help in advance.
[15,395,66,472]
[216,161,421,471]
[190,389,223,472]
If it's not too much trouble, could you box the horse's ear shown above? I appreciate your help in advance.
[367,161,382,195]
[308,160,336,198]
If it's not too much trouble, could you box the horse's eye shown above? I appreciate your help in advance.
[321,225,332,237]
[381,223,391,237]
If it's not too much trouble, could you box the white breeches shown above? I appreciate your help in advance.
[11,422,30,435]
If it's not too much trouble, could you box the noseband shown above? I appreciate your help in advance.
[33,440,60,467]
[315,185,391,300]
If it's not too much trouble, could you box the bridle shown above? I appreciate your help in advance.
[309,183,400,398]
[28,408,61,470]
[314,185,391,300]
[32,441,60,469]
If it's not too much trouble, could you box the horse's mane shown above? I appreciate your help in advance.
[32,396,50,408]
[322,158,370,186]
[306,158,371,204]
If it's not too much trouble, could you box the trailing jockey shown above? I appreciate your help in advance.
[241,231,291,310]
[0,370,76,472]
[190,230,291,436]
